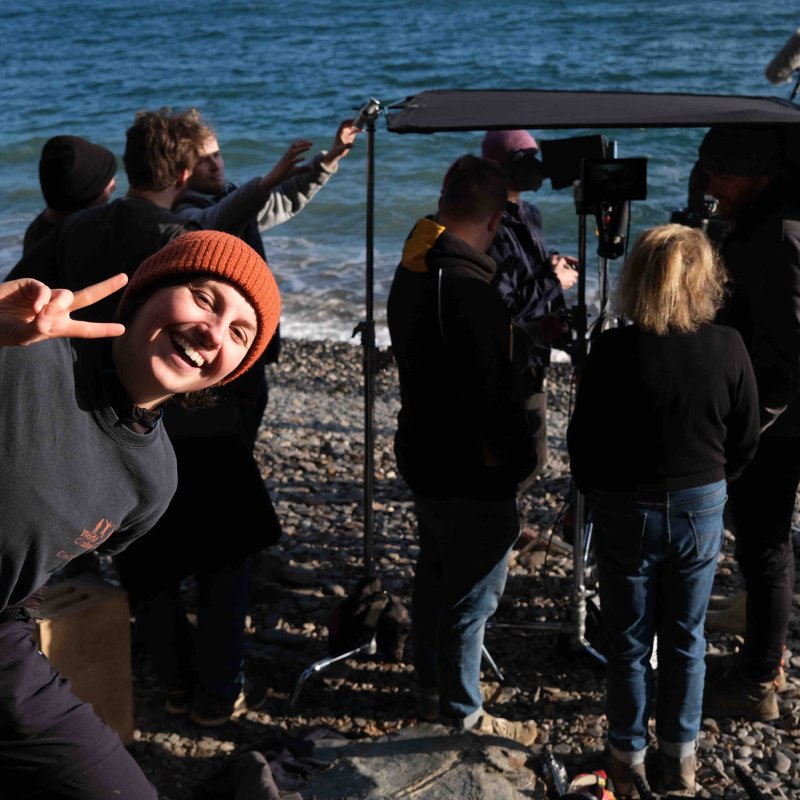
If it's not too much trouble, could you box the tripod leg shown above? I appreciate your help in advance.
[480,643,505,683]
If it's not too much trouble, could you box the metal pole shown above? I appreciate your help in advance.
[362,116,376,577]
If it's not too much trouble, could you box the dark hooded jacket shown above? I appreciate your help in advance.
[387,217,535,501]
[715,181,800,436]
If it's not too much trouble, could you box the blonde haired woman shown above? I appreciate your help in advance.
[567,224,759,798]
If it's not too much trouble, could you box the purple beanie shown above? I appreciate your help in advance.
[481,130,539,165]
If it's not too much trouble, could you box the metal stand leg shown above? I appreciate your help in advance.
[483,491,607,671]
[289,636,378,708]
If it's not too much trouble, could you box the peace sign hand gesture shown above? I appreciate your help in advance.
[0,273,128,347]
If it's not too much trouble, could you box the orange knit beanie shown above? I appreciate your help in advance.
[121,230,281,384]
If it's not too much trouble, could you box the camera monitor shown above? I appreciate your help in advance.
[580,158,648,205]
[539,134,609,190]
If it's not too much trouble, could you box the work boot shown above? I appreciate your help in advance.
[704,589,746,633]
[604,752,647,799]
[707,650,794,695]
[190,678,267,727]
[658,752,697,797]
[703,662,779,721]
[472,712,538,746]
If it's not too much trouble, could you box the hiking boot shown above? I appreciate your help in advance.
[657,752,697,798]
[703,663,779,721]
[165,687,192,716]
[473,712,537,746]
[190,683,267,727]
[605,752,647,799]
[416,682,514,722]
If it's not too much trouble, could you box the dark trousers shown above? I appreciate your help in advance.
[517,389,548,493]
[728,435,800,681]
[131,556,252,712]
[0,621,156,800]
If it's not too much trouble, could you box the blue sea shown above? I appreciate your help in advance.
[2,1,797,344]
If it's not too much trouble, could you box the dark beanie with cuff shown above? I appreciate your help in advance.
[697,126,785,177]
[39,135,118,213]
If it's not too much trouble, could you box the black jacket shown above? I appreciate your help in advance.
[387,218,535,501]
[567,323,759,493]
[715,181,800,436]
[8,196,198,322]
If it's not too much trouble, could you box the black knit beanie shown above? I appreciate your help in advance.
[697,126,784,177]
[39,135,118,212]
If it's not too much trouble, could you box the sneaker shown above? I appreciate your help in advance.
[656,752,697,798]
[703,663,779,721]
[604,752,647,800]
[473,712,537,746]
[165,687,192,716]
[190,684,267,727]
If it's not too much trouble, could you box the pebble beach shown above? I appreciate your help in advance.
[121,338,800,799]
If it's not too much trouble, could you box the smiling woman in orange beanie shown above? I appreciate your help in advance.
[0,231,280,799]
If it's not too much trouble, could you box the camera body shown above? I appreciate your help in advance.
[670,198,718,232]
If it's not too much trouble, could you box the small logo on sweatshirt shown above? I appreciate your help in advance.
[55,518,119,561]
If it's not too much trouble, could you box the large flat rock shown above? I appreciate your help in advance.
[298,723,540,799]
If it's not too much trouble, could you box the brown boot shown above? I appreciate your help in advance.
[703,662,779,722]
[605,752,647,799]
[659,752,697,797]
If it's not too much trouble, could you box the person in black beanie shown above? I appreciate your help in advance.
[23,135,117,255]
[696,124,800,722]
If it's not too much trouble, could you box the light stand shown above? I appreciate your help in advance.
[352,98,382,578]
[290,98,383,708]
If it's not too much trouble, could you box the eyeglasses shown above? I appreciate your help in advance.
[510,148,538,163]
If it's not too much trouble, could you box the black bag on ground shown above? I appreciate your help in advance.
[328,575,410,662]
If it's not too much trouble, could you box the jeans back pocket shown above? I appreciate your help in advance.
[687,500,726,561]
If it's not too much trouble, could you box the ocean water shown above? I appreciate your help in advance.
[2,1,797,344]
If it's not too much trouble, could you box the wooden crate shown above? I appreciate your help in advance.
[33,574,135,745]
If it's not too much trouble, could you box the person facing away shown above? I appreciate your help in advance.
[387,154,538,745]
[23,135,117,255]
[567,224,759,798]
[8,107,207,322]
[481,129,579,486]
[0,229,281,800]
[693,124,800,724]
[111,116,361,727]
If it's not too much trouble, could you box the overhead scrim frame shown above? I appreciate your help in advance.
[385,87,800,667]
[386,89,800,132]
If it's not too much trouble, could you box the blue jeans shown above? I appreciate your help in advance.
[411,494,519,727]
[592,480,726,758]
